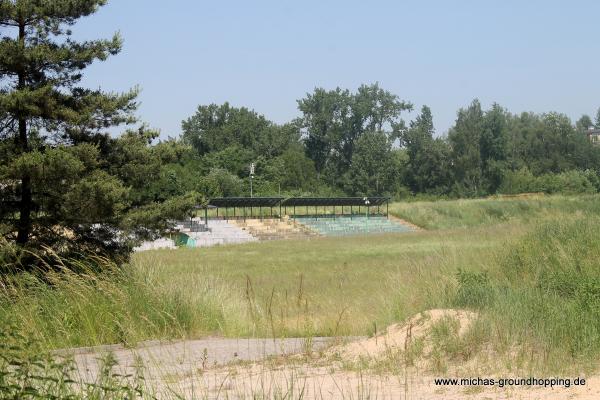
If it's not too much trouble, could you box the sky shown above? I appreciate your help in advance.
[74,0,600,139]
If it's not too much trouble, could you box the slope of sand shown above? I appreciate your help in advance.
[328,308,477,362]
[69,309,600,399]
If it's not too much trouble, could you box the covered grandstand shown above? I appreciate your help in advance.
[206,196,390,220]
[135,197,410,251]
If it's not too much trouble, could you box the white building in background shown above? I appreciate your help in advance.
[588,128,600,145]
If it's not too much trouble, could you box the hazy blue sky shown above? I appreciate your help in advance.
[75,0,600,138]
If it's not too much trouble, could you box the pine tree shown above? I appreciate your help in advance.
[0,1,199,267]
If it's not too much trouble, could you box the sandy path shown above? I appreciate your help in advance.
[64,335,600,399]
[64,336,338,382]
[63,312,600,399]
[174,365,600,400]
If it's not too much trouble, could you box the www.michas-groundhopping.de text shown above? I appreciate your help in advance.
[434,376,586,388]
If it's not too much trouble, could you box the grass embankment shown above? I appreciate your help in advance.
[1,194,600,373]
[389,193,600,229]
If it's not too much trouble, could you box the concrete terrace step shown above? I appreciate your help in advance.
[135,219,259,251]
[231,218,317,241]
[294,216,415,237]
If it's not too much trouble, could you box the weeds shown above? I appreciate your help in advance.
[0,326,153,399]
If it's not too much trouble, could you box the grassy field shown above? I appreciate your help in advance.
[2,194,600,374]
[0,224,512,348]
[389,193,600,229]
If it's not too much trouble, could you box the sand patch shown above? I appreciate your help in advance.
[328,309,477,362]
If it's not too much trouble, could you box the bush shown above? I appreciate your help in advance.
[198,168,243,197]
[498,168,539,194]
[499,168,599,195]
[538,170,597,194]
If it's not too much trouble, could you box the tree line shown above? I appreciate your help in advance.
[175,94,600,200]
[2,1,600,267]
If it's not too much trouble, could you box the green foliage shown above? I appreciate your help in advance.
[345,131,397,196]
[176,93,600,202]
[437,215,600,371]
[400,105,451,194]
[453,269,494,308]
[499,168,599,195]
[499,217,600,363]
[0,4,197,266]
[201,144,256,177]
[123,191,205,238]
[264,146,318,192]
[576,114,593,132]
[448,99,486,196]
[182,103,299,158]
[198,168,243,197]
[298,83,412,183]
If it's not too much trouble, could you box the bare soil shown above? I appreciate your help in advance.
[67,310,600,399]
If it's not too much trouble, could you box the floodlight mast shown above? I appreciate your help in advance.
[364,197,370,231]
[250,163,255,198]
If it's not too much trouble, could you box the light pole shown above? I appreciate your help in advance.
[249,162,255,198]
[364,197,370,231]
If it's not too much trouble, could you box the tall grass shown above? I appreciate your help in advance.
[1,225,510,350]
[0,254,246,350]
[443,214,600,372]
[389,193,600,229]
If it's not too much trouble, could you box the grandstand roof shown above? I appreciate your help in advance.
[208,197,284,208]
[281,197,389,207]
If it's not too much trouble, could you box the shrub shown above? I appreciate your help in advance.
[538,170,597,194]
[198,168,243,197]
[499,169,598,195]
[498,168,539,194]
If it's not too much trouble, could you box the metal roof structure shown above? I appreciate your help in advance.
[281,197,390,207]
[204,197,391,220]
[208,197,284,208]
[207,197,390,208]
